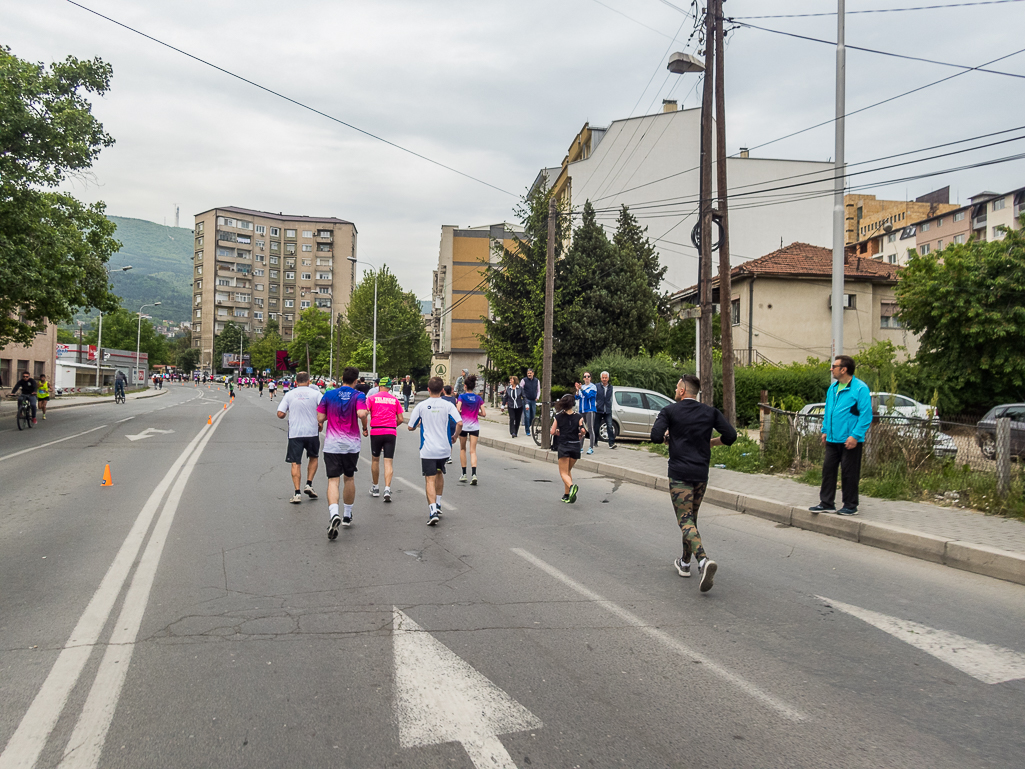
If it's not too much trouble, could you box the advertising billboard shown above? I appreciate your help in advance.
[222,353,251,369]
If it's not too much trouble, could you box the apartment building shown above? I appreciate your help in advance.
[192,207,357,373]
[845,188,957,246]
[0,322,56,388]
[430,224,523,383]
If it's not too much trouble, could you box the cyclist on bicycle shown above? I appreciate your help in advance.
[11,371,38,424]
[115,370,127,401]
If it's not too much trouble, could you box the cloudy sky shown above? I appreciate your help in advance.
[7,0,1025,296]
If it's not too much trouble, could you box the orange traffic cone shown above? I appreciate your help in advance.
[223,403,227,410]
[101,464,113,486]
[208,415,212,424]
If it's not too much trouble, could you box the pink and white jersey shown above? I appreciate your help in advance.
[317,386,367,454]
[366,389,404,436]
[458,392,485,431]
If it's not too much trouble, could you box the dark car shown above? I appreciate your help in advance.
[976,403,1025,460]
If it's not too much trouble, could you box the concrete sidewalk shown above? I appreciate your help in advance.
[0,386,167,416]
[477,414,1025,586]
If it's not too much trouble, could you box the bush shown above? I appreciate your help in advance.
[730,361,830,426]
[578,351,686,398]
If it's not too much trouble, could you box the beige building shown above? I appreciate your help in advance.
[0,322,57,388]
[430,224,523,384]
[670,242,916,366]
[192,207,357,373]
[845,188,957,248]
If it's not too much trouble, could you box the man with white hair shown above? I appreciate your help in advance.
[594,371,617,449]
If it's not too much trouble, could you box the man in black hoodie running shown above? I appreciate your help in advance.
[650,374,737,593]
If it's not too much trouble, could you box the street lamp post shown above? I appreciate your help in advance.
[136,301,161,387]
[347,257,377,376]
[96,265,133,387]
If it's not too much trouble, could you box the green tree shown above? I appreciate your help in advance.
[85,307,169,364]
[0,46,121,347]
[896,223,1025,412]
[213,321,248,371]
[345,266,431,377]
[176,347,200,374]
[613,205,668,316]
[250,318,284,373]
[289,307,331,373]
[57,328,78,344]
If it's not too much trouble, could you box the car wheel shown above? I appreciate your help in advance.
[979,433,996,460]
[597,420,619,442]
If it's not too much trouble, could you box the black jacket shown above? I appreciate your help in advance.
[595,383,614,414]
[12,377,37,396]
[650,399,738,483]
[522,376,540,401]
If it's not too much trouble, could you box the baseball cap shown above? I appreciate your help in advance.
[378,376,391,387]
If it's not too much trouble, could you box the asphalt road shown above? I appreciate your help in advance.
[1,384,1023,769]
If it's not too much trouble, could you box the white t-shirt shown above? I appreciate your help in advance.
[409,397,462,459]
[277,385,323,438]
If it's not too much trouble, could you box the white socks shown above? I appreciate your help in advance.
[436,496,444,508]
[329,503,339,519]
[343,504,353,518]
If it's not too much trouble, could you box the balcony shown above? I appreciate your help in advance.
[316,232,333,241]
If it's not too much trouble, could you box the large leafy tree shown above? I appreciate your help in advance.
[289,307,332,373]
[896,222,1025,412]
[249,318,284,372]
[0,46,121,347]
[213,321,249,371]
[84,307,169,364]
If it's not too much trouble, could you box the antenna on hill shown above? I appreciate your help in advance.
[175,205,179,229]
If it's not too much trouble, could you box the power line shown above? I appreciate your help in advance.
[65,0,516,198]
[585,0,678,39]
[729,0,1025,19]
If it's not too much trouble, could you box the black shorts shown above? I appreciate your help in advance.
[286,436,320,463]
[370,434,397,458]
[460,430,479,438]
[421,457,448,476]
[324,452,360,478]
[558,440,582,460]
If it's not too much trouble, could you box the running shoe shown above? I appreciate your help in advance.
[383,487,392,503]
[698,558,717,592]
[470,474,477,486]
[428,508,440,526]
[459,474,467,483]
[586,448,594,455]
[836,507,859,516]
[342,514,352,528]
[674,558,692,578]
[370,485,380,497]
[561,494,569,503]
[42,414,46,420]
[327,516,341,540]
[568,484,579,503]
[290,491,302,504]
[304,483,318,500]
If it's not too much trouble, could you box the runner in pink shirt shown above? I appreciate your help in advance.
[366,377,405,502]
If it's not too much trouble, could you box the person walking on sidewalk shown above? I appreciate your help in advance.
[809,355,873,517]
[455,368,467,396]
[317,367,369,539]
[408,376,462,525]
[366,377,404,502]
[276,371,323,504]
[457,374,486,484]
[522,369,540,434]
[551,393,585,503]
[595,371,617,449]
[575,372,598,454]
[502,375,525,437]
[401,375,414,411]
[650,374,737,593]
[258,377,264,397]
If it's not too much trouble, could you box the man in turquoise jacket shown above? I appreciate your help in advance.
[810,355,873,516]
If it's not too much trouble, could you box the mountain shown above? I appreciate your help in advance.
[102,216,195,325]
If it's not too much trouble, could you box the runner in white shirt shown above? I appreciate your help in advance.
[275,371,323,504]
[407,376,462,525]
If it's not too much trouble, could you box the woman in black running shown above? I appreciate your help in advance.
[551,393,585,503]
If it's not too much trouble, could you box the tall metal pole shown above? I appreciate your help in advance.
[541,197,557,450]
[714,0,735,425]
[831,0,846,364]
[698,2,715,405]
[372,274,378,375]
[329,311,334,382]
[95,313,103,387]
[136,311,143,386]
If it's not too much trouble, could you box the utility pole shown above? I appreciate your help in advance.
[698,2,715,405]
[831,0,847,364]
[541,198,557,450]
[714,0,736,425]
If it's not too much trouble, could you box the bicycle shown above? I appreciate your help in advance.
[531,400,564,448]
[114,385,126,404]
[16,395,34,431]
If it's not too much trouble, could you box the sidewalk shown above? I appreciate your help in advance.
[476,414,1025,586]
[0,386,167,416]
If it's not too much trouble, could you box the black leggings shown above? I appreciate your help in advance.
[508,407,523,436]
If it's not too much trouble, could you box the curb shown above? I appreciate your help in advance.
[0,388,168,415]
[479,435,1025,587]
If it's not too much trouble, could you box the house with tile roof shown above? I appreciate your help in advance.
[668,242,918,366]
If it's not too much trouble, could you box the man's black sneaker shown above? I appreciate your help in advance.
[568,484,579,503]
[304,484,318,499]
[836,506,859,516]
[342,514,352,527]
[698,558,717,592]
[561,494,569,503]
[808,503,834,514]
[327,516,341,540]
[674,558,692,578]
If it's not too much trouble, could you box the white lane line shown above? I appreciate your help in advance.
[821,596,1025,685]
[0,408,229,769]
[511,548,806,723]
[115,417,134,424]
[58,410,227,769]
[0,425,108,464]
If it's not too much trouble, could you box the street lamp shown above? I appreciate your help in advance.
[347,256,377,376]
[96,265,133,387]
[135,301,161,387]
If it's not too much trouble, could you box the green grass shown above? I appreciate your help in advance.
[645,435,764,474]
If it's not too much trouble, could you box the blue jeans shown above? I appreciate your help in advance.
[598,411,616,446]
[524,400,537,432]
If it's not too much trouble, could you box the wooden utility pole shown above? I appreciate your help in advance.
[714,0,736,425]
[698,2,715,405]
[541,198,557,450]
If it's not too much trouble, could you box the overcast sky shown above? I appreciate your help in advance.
[7,0,1025,296]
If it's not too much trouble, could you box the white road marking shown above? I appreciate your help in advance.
[820,596,1025,685]
[0,425,108,464]
[115,417,134,424]
[0,408,230,769]
[59,414,226,769]
[393,608,541,768]
[511,548,806,722]
[124,428,175,442]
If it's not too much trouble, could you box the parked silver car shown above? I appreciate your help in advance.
[595,386,677,442]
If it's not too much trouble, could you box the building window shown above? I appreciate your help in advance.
[301,272,311,280]
[217,278,231,286]
[270,270,279,278]
[285,271,295,280]
[936,240,943,250]
[217,217,235,227]
[255,253,264,262]
[285,300,294,307]
[880,302,902,328]
[920,222,930,232]
[196,265,203,275]
[255,283,264,291]
[217,308,228,317]
[919,244,930,255]
[195,309,202,318]
[284,314,293,321]
[302,259,312,266]
[953,211,965,221]
[270,227,280,236]
[317,243,332,252]
[954,234,965,244]
[217,247,234,257]
[254,268,264,276]
[285,286,294,294]
[254,297,264,306]
[993,197,1006,211]
[270,256,279,265]
[254,311,263,320]
[255,239,264,249]
[285,243,296,255]
[196,221,204,232]
[195,280,202,290]
[256,225,265,234]
[731,298,740,326]
[993,226,1004,239]
[301,300,311,309]
[887,254,897,264]
[318,287,331,294]
[317,229,331,238]
[285,258,296,268]
[196,236,204,247]
[237,220,252,230]
[269,299,278,307]
[195,250,203,261]
[270,285,278,293]
[935,218,943,227]
[285,229,296,238]
[887,233,896,243]
[270,241,280,252]
[302,230,313,238]
[316,272,332,280]
[302,244,312,251]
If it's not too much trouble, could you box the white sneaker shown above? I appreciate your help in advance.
[370,485,380,497]
[459,474,467,483]
[290,491,302,504]
[698,558,717,593]
[674,558,691,577]
[383,487,392,502]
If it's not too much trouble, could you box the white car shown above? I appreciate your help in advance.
[796,401,955,458]
[871,392,938,421]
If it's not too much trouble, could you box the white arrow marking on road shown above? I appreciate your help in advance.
[392,608,541,768]
[820,596,1025,684]
[124,428,175,441]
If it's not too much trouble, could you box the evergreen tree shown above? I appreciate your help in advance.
[613,205,668,315]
